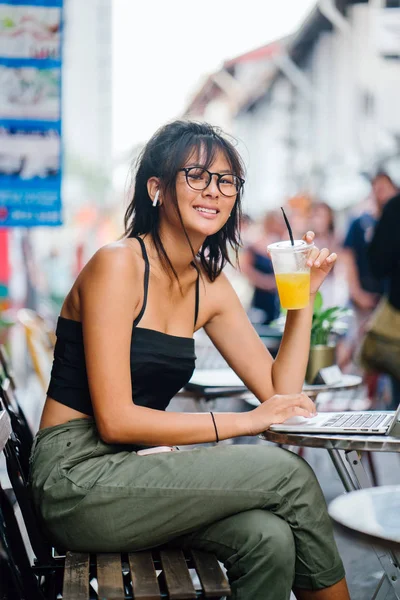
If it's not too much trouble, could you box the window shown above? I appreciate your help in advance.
[386,1,400,7]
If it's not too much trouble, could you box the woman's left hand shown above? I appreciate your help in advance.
[303,231,337,296]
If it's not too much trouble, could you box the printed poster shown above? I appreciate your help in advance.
[0,0,63,227]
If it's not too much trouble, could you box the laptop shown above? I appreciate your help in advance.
[269,402,400,436]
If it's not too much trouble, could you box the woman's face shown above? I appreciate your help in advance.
[168,148,239,239]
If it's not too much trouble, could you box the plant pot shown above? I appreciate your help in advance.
[305,344,336,384]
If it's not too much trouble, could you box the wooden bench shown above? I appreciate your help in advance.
[60,548,230,599]
[0,391,231,599]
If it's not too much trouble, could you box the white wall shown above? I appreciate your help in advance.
[234,78,293,217]
[62,0,112,177]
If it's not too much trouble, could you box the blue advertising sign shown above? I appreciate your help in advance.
[0,0,63,226]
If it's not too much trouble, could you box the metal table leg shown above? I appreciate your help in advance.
[345,450,372,489]
[327,449,400,600]
[372,574,393,600]
[327,448,357,492]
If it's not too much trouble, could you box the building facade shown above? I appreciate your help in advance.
[185,0,400,218]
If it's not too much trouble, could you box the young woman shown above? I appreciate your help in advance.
[30,121,349,600]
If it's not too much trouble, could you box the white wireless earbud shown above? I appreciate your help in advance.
[152,190,160,207]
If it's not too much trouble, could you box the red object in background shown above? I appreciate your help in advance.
[0,229,9,284]
[0,228,10,311]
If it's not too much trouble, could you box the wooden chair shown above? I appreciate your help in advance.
[0,407,231,599]
[17,309,55,393]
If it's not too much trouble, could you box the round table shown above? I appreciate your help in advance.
[244,373,363,407]
[183,369,249,409]
[303,373,362,396]
[185,368,247,399]
[260,428,400,453]
[261,427,400,494]
[329,486,400,551]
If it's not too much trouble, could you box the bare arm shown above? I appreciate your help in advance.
[271,300,314,392]
[204,273,313,399]
[205,236,336,398]
[80,244,315,446]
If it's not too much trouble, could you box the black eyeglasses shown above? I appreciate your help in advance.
[179,167,245,197]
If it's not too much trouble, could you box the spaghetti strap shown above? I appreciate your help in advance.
[133,236,150,327]
[194,271,200,327]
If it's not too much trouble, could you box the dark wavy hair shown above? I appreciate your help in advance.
[124,120,245,282]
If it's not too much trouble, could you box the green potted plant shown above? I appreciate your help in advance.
[305,292,351,384]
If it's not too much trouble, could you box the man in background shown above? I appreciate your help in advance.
[368,172,400,408]
[338,172,395,374]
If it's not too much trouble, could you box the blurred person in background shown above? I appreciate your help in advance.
[224,213,254,310]
[368,173,400,408]
[310,202,343,307]
[286,194,312,238]
[338,172,393,375]
[241,209,285,324]
[238,212,253,246]
[310,202,336,251]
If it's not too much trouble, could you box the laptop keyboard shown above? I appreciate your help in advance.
[323,413,390,429]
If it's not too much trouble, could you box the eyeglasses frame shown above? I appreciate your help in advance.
[178,167,245,197]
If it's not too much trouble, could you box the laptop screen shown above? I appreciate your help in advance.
[386,402,400,436]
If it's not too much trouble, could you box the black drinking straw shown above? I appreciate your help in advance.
[281,207,294,246]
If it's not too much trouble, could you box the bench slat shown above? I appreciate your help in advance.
[159,549,196,600]
[191,550,231,597]
[129,551,161,600]
[97,553,125,599]
[63,552,89,600]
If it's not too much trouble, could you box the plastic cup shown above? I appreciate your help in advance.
[267,240,314,310]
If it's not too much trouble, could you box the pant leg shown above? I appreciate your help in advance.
[30,421,345,591]
[173,509,296,600]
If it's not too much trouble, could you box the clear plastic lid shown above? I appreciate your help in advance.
[267,240,314,253]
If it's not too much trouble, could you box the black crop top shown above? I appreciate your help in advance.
[47,237,199,416]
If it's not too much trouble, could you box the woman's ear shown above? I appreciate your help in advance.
[147,177,162,207]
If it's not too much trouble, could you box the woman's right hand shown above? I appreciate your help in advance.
[244,392,317,436]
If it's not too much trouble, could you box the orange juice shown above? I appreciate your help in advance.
[275,272,310,310]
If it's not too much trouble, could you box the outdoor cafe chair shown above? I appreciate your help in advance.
[0,394,231,599]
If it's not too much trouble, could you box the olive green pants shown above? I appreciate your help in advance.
[29,418,345,600]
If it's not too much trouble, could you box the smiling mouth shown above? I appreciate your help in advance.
[194,206,219,215]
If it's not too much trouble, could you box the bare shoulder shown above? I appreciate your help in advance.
[81,238,143,279]
[71,238,145,320]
